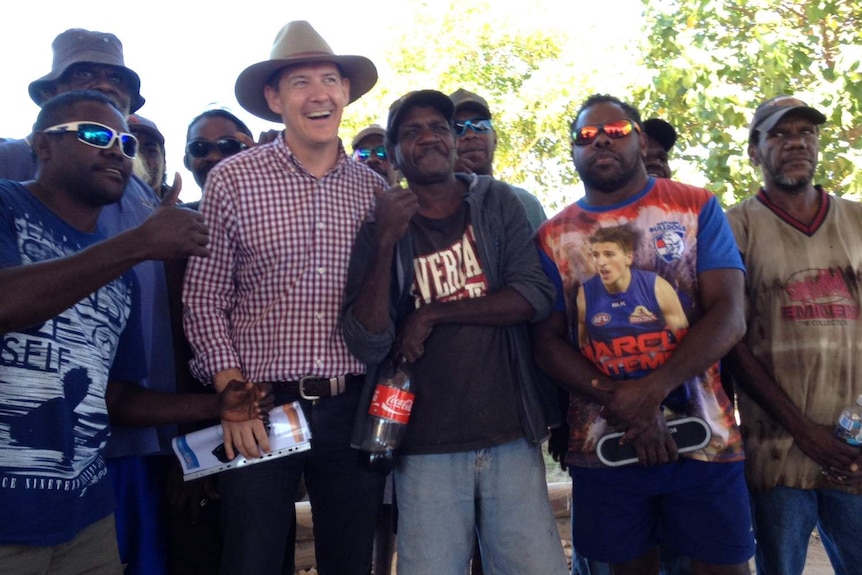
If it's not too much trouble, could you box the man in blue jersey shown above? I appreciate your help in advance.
[533,93,753,575]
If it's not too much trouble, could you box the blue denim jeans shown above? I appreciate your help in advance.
[750,485,862,575]
[394,437,568,575]
[217,387,386,575]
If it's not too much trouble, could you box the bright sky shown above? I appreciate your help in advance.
[0,0,645,204]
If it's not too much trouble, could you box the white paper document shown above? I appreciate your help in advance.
[172,401,312,481]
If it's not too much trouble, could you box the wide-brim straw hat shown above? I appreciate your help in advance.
[235,20,377,123]
[29,28,145,113]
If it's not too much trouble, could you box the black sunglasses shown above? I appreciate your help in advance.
[185,137,247,158]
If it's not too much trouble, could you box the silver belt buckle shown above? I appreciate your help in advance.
[299,376,321,400]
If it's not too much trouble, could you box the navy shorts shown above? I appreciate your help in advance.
[570,459,755,565]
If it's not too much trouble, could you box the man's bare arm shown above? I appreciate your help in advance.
[0,196,209,334]
[351,185,418,334]
[726,341,862,483]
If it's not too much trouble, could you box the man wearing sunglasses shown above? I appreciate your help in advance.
[351,124,397,185]
[183,109,255,198]
[0,28,206,574]
[0,89,215,574]
[532,94,753,575]
[166,106,260,573]
[450,88,547,230]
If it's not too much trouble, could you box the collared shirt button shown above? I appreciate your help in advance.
[316,221,325,230]
[317,267,325,275]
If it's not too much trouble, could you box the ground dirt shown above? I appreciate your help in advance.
[294,449,836,574]
[296,531,833,575]
[800,530,833,574]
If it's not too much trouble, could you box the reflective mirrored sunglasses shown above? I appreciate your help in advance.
[572,120,641,146]
[454,118,493,137]
[42,121,138,158]
[185,137,247,158]
[353,145,388,161]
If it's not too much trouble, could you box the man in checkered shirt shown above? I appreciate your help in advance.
[182,21,386,575]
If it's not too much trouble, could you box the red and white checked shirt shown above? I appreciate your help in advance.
[182,136,381,384]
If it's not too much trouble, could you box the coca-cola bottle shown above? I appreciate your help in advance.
[360,360,414,474]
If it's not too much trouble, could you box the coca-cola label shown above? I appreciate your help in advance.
[368,385,414,424]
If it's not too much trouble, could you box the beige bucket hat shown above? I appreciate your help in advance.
[235,20,377,122]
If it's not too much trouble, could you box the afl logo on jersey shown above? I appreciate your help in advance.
[653,230,685,262]
[591,313,611,327]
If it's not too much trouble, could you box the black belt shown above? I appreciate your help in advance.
[269,374,362,400]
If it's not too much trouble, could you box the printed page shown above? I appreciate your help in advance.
[172,401,312,481]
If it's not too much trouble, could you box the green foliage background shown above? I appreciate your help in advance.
[632,0,862,206]
[339,0,862,211]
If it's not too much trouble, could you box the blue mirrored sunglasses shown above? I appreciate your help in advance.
[42,121,138,158]
[353,145,387,161]
[454,118,493,137]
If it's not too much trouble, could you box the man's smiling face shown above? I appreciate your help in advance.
[264,62,350,153]
[392,105,456,186]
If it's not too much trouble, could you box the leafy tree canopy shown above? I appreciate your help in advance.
[341,0,643,213]
[632,0,862,205]
[341,0,862,211]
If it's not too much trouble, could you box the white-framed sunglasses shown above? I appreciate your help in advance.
[42,121,139,159]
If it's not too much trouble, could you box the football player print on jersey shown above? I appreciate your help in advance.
[411,224,488,306]
[576,225,689,381]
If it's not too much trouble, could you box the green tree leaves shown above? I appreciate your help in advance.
[634,0,862,203]
[340,0,862,211]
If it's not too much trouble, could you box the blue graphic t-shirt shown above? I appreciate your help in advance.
[0,181,145,546]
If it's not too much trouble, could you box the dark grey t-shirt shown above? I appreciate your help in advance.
[400,202,523,454]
